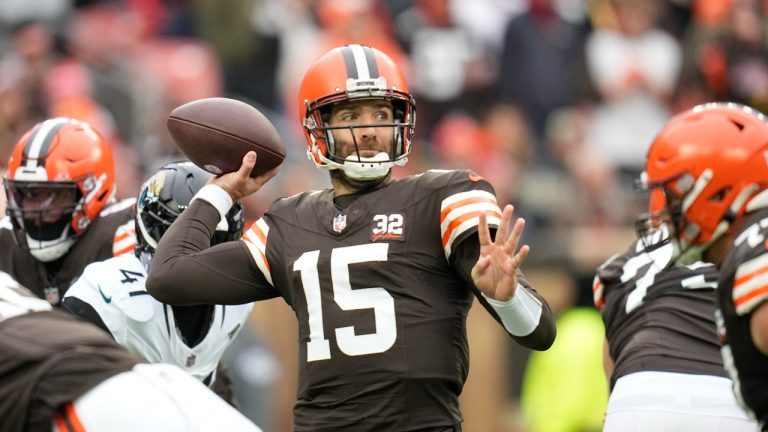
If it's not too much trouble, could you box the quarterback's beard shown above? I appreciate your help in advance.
[330,168,391,194]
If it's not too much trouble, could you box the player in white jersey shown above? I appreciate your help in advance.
[62,162,252,390]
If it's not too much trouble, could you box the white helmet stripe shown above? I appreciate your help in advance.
[23,117,71,169]
[349,44,370,79]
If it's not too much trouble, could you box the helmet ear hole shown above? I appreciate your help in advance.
[708,187,731,203]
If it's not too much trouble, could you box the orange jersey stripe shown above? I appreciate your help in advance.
[242,230,271,274]
[113,244,136,256]
[65,402,87,432]
[247,222,268,245]
[593,277,604,310]
[734,284,768,308]
[441,209,502,247]
[54,402,87,432]
[440,196,498,223]
[258,249,270,273]
[113,231,134,242]
[53,414,68,431]
[735,264,768,289]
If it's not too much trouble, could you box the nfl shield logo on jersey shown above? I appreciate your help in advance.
[333,214,347,233]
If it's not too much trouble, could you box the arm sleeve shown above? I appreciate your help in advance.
[147,198,279,306]
[451,234,556,351]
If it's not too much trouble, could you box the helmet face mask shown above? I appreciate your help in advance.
[642,102,768,264]
[298,45,416,181]
[4,118,115,262]
[135,162,244,259]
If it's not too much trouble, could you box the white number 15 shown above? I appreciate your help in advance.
[294,243,397,362]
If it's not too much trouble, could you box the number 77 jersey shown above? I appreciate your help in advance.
[241,169,502,430]
[594,239,726,388]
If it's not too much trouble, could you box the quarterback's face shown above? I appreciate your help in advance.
[328,99,396,160]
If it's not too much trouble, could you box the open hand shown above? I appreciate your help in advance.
[471,205,529,302]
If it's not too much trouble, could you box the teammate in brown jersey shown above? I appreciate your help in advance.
[642,102,768,430]
[1,118,135,305]
[147,44,556,431]
[595,223,755,430]
[0,270,262,432]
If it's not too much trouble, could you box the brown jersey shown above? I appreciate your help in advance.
[148,169,555,431]
[595,238,725,389]
[0,309,141,432]
[717,208,768,427]
[0,199,135,305]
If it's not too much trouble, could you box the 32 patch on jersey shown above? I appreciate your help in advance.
[371,213,405,242]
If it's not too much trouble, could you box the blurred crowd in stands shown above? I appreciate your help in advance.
[0,0,766,431]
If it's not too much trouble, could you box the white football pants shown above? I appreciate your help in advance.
[603,371,757,432]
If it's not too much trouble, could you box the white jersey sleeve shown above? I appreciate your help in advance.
[64,254,153,347]
[64,254,255,383]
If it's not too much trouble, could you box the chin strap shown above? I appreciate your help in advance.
[309,146,407,181]
[341,153,394,180]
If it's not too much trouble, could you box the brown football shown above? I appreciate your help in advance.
[167,97,285,178]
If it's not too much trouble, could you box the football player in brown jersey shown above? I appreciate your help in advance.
[0,270,262,432]
[595,189,755,430]
[1,118,135,305]
[147,44,556,431]
[642,102,768,430]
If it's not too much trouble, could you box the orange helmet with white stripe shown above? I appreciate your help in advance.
[642,103,768,264]
[4,118,115,262]
[297,44,416,180]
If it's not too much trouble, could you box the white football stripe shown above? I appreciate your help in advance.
[242,240,273,286]
[24,118,69,169]
[443,215,501,259]
[592,276,604,308]
[350,44,370,79]
[733,272,768,306]
[440,201,501,234]
[441,190,497,208]
[113,235,136,255]
[735,253,768,279]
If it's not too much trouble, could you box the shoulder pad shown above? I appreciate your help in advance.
[82,255,155,322]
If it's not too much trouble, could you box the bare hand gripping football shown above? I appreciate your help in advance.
[167,97,285,178]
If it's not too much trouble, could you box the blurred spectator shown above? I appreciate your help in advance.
[64,4,165,173]
[693,0,768,113]
[0,57,42,166]
[42,58,143,199]
[0,21,56,165]
[193,0,281,110]
[583,0,682,176]
[392,0,495,143]
[497,0,591,162]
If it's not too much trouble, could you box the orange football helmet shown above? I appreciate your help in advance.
[642,103,768,263]
[297,44,415,180]
[4,118,116,261]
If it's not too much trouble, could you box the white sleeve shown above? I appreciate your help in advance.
[192,184,233,222]
[481,284,543,337]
